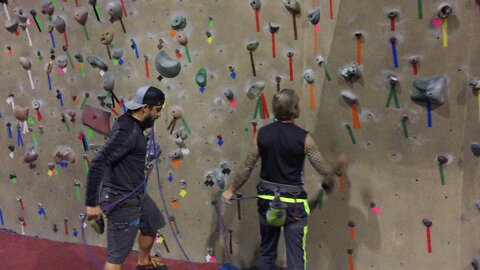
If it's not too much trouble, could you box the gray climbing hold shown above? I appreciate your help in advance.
[469,78,480,91]
[471,143,480,157]
[41,2,54,16]
[102,73,115,92]
[475,201,480,210]
[154,50,181,78]
[282,0,301,14]
[74,54,84,62]
[246,41,259,51]
[171,15,186,30]
[339,63,361,81]
[168,149,183,160]
[438,5,452,19]
[24,143,38,165]
[5,19,19,33]
[303,69,315,84]
[14,7,28,24]
[387,74,399,86]
[246,81,265,100]
[315,55,325,65]
[106,1,123,22]
[268,22,279,33]
[472,259,479,270]
[112,48,124,60]
[341,90,358,105]
[250,0,261,10]
[31,100,41,110]
[307,7,321,25]
[74,7,89,25]
[410,76,447,105]
[179,179,187,189]
[52,15,66,33]
[87,56,108,71]
[224,89,234,101]
[19,57,32,70]
[55,55,68,69]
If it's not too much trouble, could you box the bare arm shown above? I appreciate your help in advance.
[305,134,342,179]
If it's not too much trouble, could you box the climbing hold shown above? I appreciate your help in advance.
[112,48,124,60]
[87,56,108,71]
[246,81,265,100]
[52,15,66,33]
[171,15,187,30]
[411,76,447,105]
[74,7,89,25]
[339,63,361,82]
[41,2,54,16]
[282,0,301,14]
[195,68,207,88]
[154,50,181,78]
[437,155,448,165]
[341,90,358,105]
[100,31,114,46]
[303,69,315,84]
[471,143,480,157]
[102,73,115,92]
[307,7,321,25]
[106,1,123,22]
[437,5,452,19]
[177,31,188,46]
[250,0,261,9]
[269,23,280,34]
[55,55,68,69]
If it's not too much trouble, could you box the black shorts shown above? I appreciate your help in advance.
[100,188,166,264]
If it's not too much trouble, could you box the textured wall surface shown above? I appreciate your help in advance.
[0,0,479,269]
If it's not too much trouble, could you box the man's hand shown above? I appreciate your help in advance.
[86,205,102,220]
[221,188,235,204]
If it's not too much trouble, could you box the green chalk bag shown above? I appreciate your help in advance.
[266,198,288,227]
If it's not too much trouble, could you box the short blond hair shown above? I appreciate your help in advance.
[272,89,299,120]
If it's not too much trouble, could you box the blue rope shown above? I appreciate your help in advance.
[150,128,198,270]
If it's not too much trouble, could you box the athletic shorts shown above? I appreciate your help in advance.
[99,188,166,264]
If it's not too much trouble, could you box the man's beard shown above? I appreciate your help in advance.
[142,115,156,128]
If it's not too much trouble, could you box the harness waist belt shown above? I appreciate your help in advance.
[259,179,305,194]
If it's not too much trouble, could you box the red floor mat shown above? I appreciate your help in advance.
[0,230,221,270]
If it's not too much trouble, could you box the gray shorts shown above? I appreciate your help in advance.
[100,189,166,264]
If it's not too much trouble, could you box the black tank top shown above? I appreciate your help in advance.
[257,121,308,185]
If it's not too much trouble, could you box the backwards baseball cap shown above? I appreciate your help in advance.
[124,86,165,110]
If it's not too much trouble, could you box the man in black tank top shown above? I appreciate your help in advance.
[222,89,346,270]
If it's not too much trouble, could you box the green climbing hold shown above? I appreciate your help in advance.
[195,67,207,88]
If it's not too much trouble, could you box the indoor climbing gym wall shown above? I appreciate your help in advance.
[1,0,480,269]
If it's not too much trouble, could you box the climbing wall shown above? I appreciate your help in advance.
[1,0,480,269]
